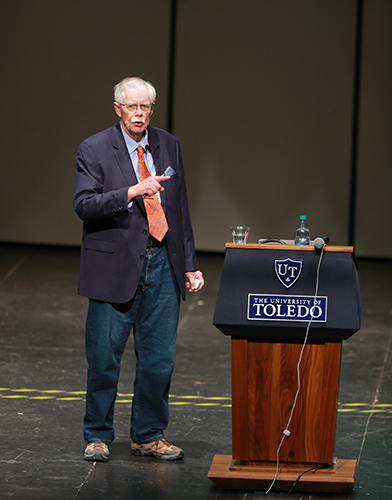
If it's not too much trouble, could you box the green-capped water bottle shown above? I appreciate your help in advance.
[294,215,310,245]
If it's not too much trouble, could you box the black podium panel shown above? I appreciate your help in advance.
[213,246,362,341]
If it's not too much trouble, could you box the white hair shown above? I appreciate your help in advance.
[113,77,156,104]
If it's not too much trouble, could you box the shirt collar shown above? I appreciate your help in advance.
[119,124,150,153]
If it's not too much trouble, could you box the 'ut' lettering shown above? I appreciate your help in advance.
[276,264,298,278]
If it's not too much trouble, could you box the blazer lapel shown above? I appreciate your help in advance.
[111,123,149,214]
[112,123,138,186]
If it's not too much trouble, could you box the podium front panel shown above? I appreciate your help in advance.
[213,244,362,341]
[231,338,341,463]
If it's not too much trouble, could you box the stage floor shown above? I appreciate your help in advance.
[0,243,391,499]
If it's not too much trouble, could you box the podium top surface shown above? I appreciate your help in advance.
[226,242,354,253]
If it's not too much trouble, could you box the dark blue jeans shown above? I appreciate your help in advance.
[83,247,180,445]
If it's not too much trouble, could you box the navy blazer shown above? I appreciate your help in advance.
[74,122,199,303]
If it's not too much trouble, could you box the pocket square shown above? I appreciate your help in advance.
[163,166,176,176]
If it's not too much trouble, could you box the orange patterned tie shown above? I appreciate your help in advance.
[137,146,169,242]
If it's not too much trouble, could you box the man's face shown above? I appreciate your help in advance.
[114,87,154,142]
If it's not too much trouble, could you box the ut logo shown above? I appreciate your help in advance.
[274,258,303,289]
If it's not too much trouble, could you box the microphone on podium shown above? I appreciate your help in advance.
[313,236,330,253]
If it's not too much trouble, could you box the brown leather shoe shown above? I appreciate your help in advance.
[84,442,110,462]
[131,438,184,461]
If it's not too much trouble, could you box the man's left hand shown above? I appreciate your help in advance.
[185,271,205,292]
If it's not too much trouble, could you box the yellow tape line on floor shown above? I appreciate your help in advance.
[0,389,391,413]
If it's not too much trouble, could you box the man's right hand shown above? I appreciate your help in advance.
[128,175,170,202]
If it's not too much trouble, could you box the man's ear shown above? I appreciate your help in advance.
[113,102,121,118]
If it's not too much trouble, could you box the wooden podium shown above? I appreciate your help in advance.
[208,242,362,493]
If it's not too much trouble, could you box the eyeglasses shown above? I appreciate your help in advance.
[119,103,154,112]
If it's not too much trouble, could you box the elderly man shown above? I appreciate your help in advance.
[74,77,204,462]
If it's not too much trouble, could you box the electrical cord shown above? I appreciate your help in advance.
[265,246,325,495]
[287,463,331,494]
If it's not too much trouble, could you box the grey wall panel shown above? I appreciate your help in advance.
[1,1,390,259]
[174,0,357,251]
[0,0,171,245]
[355,0,392,258]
